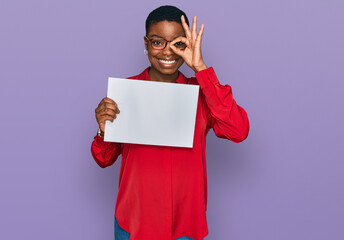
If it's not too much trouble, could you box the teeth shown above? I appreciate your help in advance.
[159,59,176,64]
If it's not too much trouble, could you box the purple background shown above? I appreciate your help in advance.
[1,0,343,239]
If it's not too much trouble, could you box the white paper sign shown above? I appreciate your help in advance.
[104,77,199,148]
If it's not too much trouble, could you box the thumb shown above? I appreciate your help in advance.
[169,45,184,57]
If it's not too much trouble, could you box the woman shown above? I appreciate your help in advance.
[91,5,249,240]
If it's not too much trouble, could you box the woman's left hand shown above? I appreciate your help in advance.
[170,15,207,73]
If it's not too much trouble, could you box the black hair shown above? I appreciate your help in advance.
[145,5,189,36]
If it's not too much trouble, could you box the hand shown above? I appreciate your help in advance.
[95,97,120,133]
[170,15,207,73]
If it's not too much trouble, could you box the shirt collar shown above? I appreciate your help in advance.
[138,67,187,84]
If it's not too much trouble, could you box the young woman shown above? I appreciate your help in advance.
[91,5,250,240]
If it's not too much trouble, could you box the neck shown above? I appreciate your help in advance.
[148,67,179,83]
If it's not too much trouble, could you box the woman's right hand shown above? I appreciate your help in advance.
[95,97,120,133]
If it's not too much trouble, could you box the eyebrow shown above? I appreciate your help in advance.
[149,34,186,39]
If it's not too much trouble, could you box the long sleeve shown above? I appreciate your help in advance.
[91,135,123,168]
[195,67,250,143]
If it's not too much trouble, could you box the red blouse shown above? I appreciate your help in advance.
[91,67,249,240]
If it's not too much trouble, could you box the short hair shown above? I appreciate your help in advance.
[145,5,190,36]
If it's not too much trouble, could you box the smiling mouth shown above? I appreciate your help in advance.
[158,59,176,64]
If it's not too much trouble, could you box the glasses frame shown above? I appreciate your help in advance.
[144,35,185,50]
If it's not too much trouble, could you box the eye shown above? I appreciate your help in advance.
[152,40,162,46]
[174,41,186,48]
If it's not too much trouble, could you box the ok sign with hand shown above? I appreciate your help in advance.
[170,15,208,73]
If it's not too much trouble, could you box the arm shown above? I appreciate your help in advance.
[91,97,122,168]
[169,16,249,142]
[195,67,250,143]
[91,135,123,168]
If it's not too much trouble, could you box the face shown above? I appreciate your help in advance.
[144,21,185,76]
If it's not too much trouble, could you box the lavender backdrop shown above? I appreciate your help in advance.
[1,0,343,239]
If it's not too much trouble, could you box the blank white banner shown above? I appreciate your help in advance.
[104,77,199,148]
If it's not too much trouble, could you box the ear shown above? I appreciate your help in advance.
[143,36,148,50]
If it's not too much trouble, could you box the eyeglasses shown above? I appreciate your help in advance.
[144,36,187,50]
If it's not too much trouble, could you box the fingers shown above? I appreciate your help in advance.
[96,110,117,125]
[192,16,197,41]
[170,36,190,56]
[95,97,120,127]
[182,15,204,44]
[96,110,116,128]
[96,102,120,114]
[170,44,184,57]
[98,97,116,107]
[170,36,190,47]
[195,23,204,45]
[96,107,117,118]
[97,97,119,112]
[181,15,191,39]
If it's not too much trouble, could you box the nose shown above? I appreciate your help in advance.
[162,42,174,55]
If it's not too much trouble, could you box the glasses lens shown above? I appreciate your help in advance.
[151,39,166,50]
[174,41,186,50]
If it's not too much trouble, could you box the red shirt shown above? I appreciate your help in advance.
[91,67,249,240]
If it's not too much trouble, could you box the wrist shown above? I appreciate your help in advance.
[194,63,208,73]
[97,128,104,139]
